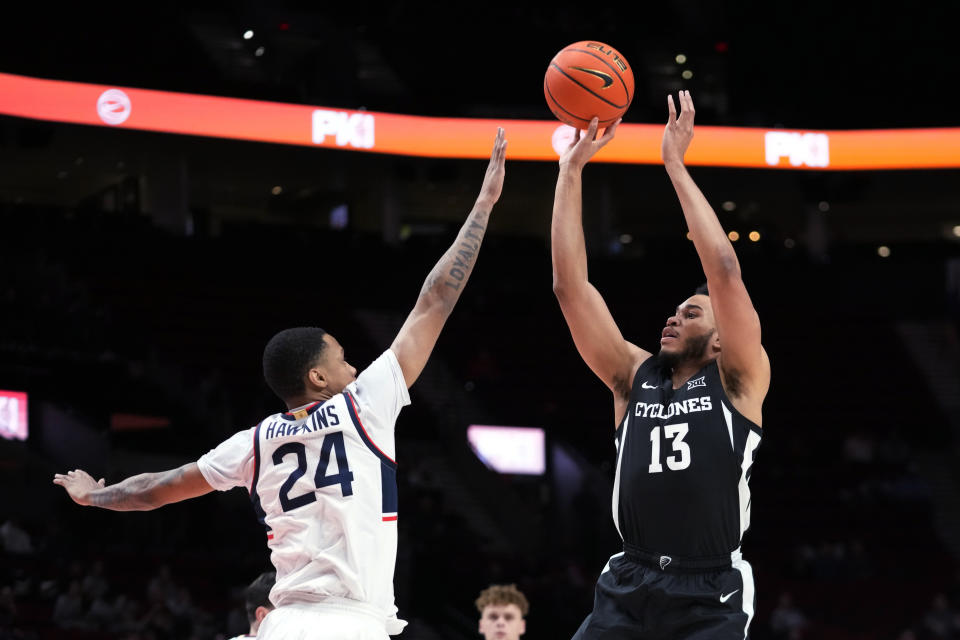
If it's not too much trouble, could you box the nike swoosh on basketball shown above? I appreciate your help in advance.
[569,66,614,88]
[641,382,658,389]
[719,589,740,603]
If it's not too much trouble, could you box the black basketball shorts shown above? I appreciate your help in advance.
[571,548,756,640]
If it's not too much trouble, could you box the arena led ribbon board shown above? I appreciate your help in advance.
[0,390,28,441]
[2,72,960,169]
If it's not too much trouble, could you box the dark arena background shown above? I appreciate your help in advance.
[2,4,960,639]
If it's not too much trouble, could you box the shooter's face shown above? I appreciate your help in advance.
[658,294,718,364]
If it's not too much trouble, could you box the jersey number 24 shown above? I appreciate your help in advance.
[272,432,355,512]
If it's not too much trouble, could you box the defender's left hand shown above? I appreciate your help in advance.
[477,128,507,208]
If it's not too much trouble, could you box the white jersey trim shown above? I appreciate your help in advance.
[737,430,762,541]
[611,414,630,541]
[731,550,756,639]
[721,400,735,451]
[601,551,625,575]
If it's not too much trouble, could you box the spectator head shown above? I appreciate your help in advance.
[244,571,276,634]
[476,584,528,640]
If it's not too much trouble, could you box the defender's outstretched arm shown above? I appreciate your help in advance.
[391,129,507,388]
[53,463,214,511]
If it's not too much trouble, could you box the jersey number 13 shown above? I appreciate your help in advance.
[648,423,691,473]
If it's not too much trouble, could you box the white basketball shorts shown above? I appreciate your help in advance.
[258,603,390,640]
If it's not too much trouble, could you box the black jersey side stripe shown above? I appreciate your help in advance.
[343,391,400,520]
[248,422,271,532]
[343,391,397,469]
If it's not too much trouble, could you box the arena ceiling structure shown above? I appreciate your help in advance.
[0,3,958,249]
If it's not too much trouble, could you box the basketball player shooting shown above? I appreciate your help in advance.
[54,128,508,640]
[551,91,770,639]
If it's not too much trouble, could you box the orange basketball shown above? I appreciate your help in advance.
[544,41,634,129]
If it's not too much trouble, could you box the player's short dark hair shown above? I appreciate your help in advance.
[475,583,530,616]
[262,327,328,401]
[694,282,709,296]
[244,571,276,623]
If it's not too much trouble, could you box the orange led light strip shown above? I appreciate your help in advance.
[2,72,959,170]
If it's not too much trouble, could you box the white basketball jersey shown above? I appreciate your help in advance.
[197,350,410,635]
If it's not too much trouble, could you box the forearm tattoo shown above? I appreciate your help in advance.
[90,468,181,511]
[444,217,486,291]
[419,206,489,301]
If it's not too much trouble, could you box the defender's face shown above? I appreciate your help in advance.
[660,294,716,355]
[479,604,526,640]
[318,334,357,394]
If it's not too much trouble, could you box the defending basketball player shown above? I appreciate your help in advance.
[54,129,508,640]
[551,91,769,639]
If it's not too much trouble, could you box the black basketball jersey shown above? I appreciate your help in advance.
[612,357,762,559]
